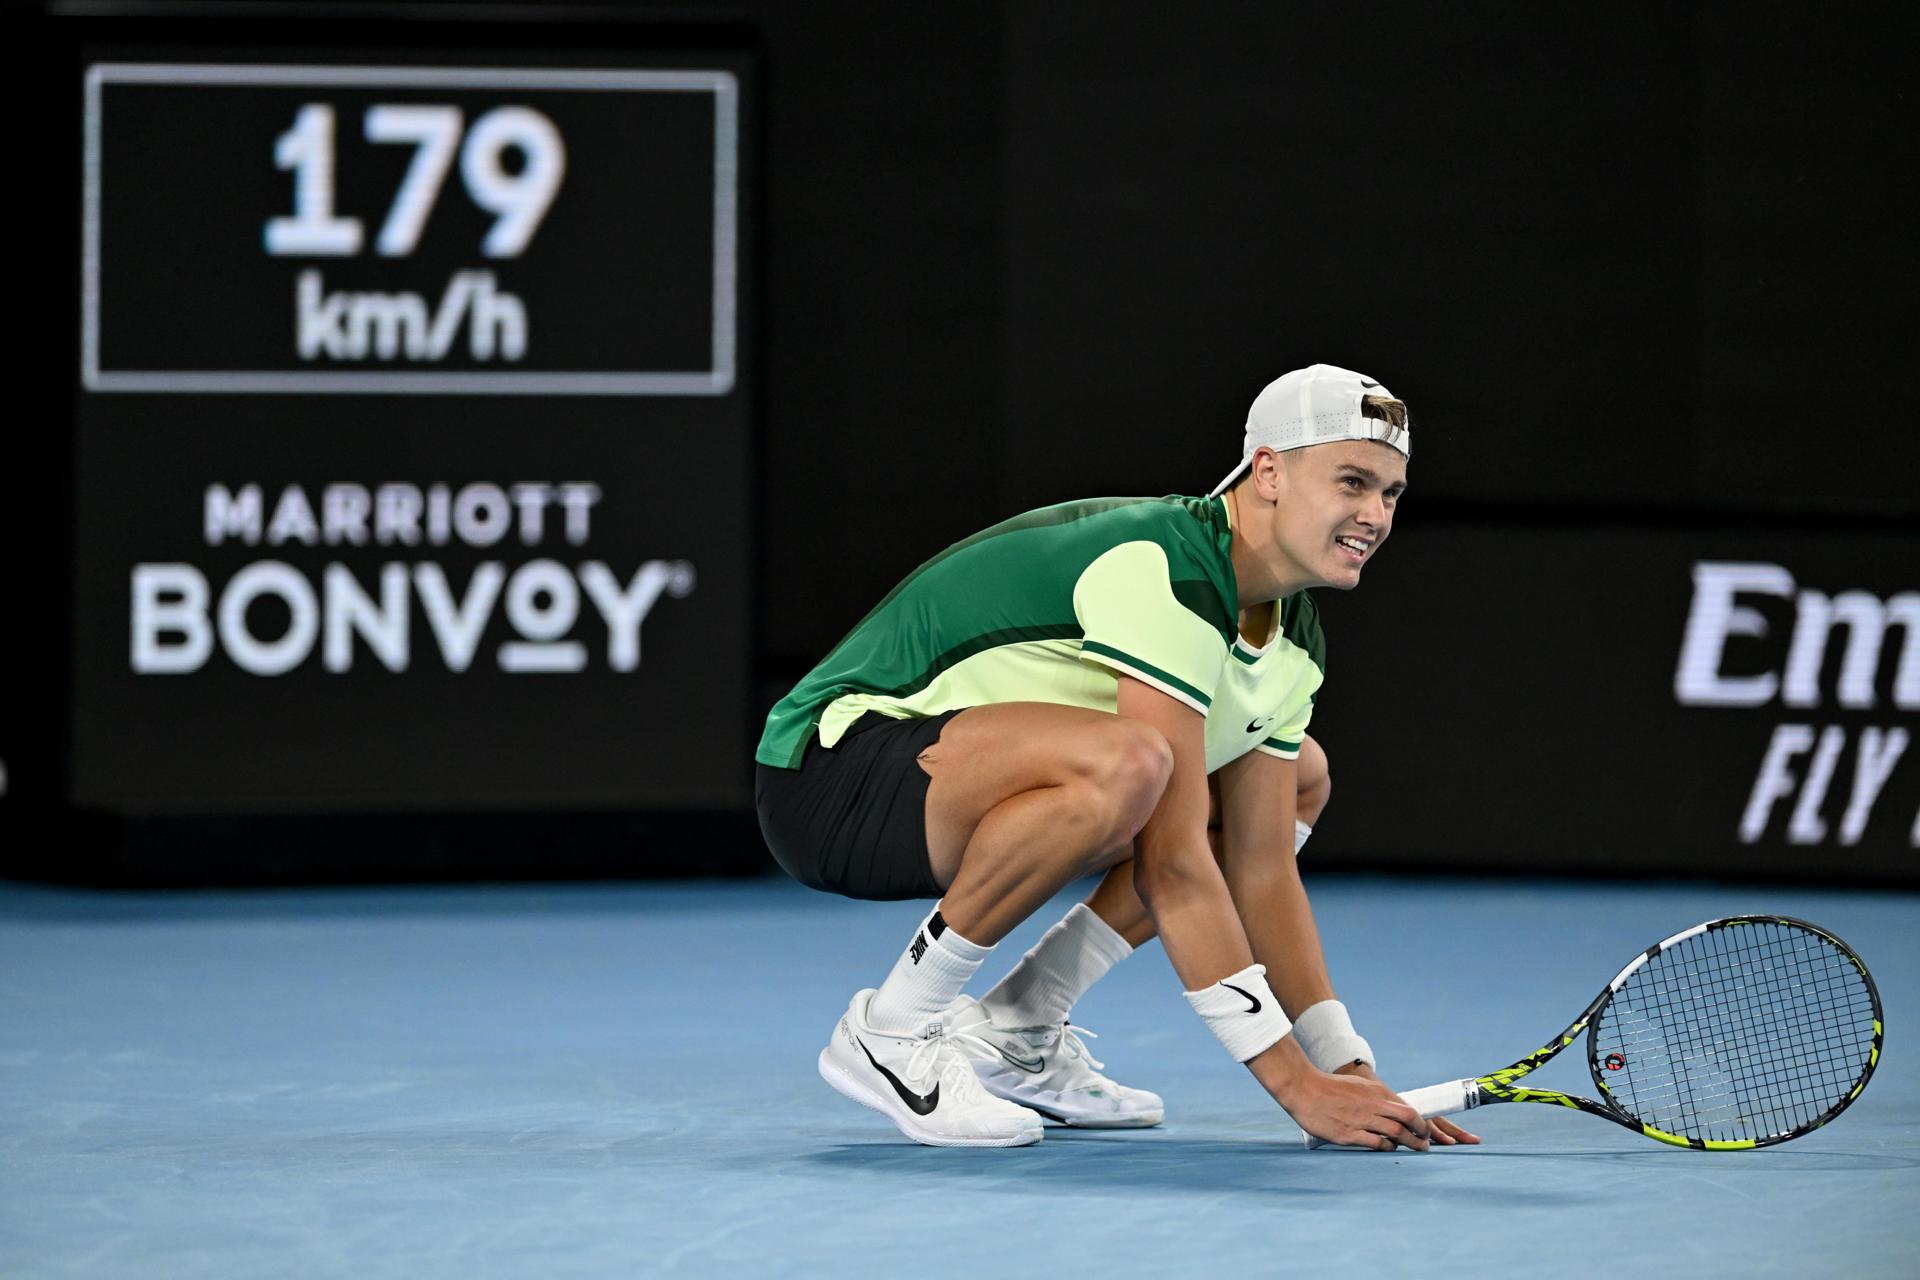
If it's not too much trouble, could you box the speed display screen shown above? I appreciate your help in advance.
[85,63,737,392]
[72,53,754,815]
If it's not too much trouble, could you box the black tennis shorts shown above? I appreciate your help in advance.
[755,710,963,902]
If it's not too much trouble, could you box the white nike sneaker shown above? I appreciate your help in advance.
[944,996,1165,1128]
[817,990,1044,1148]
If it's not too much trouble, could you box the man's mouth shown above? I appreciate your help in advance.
[1334,534,1371,561]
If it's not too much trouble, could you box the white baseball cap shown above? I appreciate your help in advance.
[1207,364,1411,498]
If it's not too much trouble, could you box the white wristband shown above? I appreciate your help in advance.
[1184,963,1292,1063]
[1292,999,1374,1072]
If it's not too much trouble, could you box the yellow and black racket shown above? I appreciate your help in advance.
[1311,915,1883,1150]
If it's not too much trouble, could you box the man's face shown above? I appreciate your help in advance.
[1268,440,1407,590]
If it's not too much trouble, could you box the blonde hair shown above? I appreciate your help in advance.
[1361,395,1408,429]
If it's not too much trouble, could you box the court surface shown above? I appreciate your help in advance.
[3,872,1915,1278]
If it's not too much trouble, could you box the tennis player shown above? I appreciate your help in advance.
[756,363,1476,1150]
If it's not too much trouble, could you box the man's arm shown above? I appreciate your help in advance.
[1115,676,1429,1151]
[1213,749,1336,1017]
[1213,745,1481,1145]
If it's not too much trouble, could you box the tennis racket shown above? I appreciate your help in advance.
[1308,915,1883,1150]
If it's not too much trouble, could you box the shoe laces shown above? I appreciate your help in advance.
[1058,1023,1105,1071]
[907,1026,1004,1102]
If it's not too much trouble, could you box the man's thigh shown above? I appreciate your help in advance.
[917,702,1157,886]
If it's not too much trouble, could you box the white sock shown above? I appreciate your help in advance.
[980,902,1132,1029]
[867,906,991,1035]
[1295,820,1313,854]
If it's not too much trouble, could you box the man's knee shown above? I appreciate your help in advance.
[1297,735,1332,826]
[1064,718,1172,853]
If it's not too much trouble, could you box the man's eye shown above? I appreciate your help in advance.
[1341,477,1362,489]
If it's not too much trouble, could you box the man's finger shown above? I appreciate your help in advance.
[1431,1115,1481,1145]
[1370,1117,1429,1152]
[1386,1101,1429,1140]
[1395,1114,1432,1151]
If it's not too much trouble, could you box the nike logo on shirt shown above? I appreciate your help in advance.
[1246,717,1273,734]
[857,1036,940,1114]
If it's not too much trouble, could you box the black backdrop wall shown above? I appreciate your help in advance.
[4,1,1914,884]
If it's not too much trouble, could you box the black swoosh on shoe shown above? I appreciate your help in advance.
[857,1037,940,1115]
[1221,982,1261,1013]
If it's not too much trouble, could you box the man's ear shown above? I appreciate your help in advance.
[1249,447,1287,502]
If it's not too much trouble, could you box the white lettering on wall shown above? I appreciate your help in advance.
[1675,562,1794,707]
[205,482,601,548]
[131,564,213,673]
[1688,562,1918,849]
[129,559,694,677]
[217,561,320,676]
[1678,561,1918,711]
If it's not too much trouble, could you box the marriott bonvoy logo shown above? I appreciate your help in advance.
[1676,563,1918,848]
[131,481,695,677]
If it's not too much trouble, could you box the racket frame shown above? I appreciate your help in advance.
[1439,914,1883,1150]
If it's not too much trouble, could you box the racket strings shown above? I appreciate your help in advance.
[1607,952,1847,1140]
[1592,921,1877,1143]
[1622,932,1868,1139]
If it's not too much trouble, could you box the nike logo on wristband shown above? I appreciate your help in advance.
[857,1037,940,1114]
[1221,981,1262,1013]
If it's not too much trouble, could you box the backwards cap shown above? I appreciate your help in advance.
[1207,364,1411,498]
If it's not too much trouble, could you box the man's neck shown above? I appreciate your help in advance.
[1225,487,1312,608]
[1237,600,1274,647]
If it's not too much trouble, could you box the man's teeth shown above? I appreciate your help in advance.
[1336,536,1369,553]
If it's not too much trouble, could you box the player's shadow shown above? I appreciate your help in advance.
[1446,1148,1920,1170]
[791,1143,1466,1205]
[799,1129,1919,1194]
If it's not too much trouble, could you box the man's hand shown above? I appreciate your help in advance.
[1280,1063,1432,1151]
[1333,1061,1481,1147]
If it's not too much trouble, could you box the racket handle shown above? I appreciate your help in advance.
[1302,1078,1477,1149]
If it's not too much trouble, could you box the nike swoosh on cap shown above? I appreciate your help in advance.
[857,1036,941,1115]
[1221,982,1261,1014]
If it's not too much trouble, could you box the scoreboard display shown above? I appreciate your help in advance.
[84,63,737,393]
[70,51,754,814]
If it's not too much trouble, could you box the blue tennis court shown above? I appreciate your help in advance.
[3,872,1914,1278]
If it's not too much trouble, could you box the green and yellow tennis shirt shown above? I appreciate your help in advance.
[756,495,1326,773]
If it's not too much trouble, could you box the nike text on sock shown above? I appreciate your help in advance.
[868,905,991,1034]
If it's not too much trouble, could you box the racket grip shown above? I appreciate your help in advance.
[1302,1078,1477,1149]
